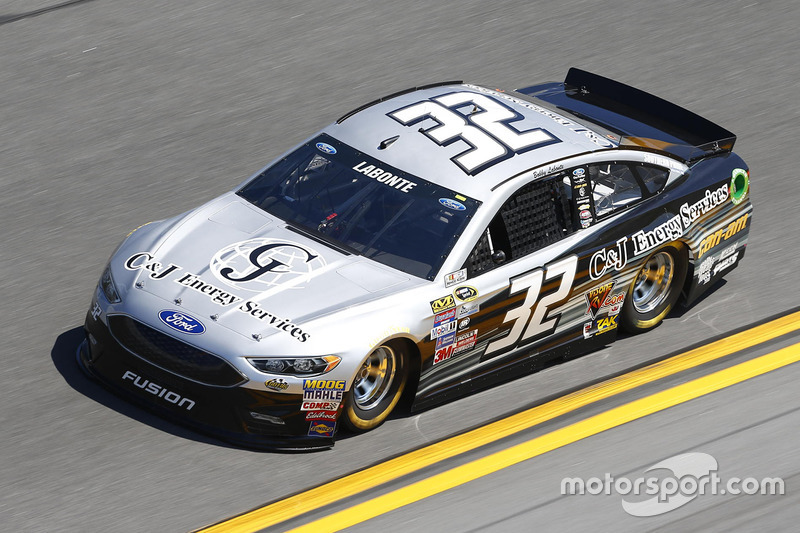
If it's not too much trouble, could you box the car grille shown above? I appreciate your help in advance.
[108,315,246,387]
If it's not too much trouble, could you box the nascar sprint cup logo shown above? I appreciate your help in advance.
[210,238,326,292]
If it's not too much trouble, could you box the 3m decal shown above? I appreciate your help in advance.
[209,238,326,292]
[697,213,749,258]
[433,344,455,365]
[431,295,456,314]
[389,92,560,175]
[486,255,578,355]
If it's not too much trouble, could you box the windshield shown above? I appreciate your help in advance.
[238,134,480,279]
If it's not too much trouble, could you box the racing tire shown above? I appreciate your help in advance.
[620,242,687,333]
[343,340,409,432]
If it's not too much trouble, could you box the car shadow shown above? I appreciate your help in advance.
[51,327,239,450]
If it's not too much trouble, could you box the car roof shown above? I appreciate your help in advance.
[323,82,618,201]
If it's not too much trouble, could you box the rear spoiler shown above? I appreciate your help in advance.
[516,68,736,163]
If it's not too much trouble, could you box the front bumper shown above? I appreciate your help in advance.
[79,310,337,451]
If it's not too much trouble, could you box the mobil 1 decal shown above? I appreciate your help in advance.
[388,92,561,175]
[485,255,578,357]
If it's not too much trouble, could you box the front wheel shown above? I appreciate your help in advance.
[620,243,687,333]
[342,340,409,432]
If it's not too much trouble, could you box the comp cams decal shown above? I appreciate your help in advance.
[389,91,560,175]
[210,238,326,292]
[125,251,312,342]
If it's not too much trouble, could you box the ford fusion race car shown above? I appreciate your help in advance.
[78,68,751,450]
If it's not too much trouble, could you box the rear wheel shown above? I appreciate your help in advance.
[621,243,687,333]
[343,340,409,432]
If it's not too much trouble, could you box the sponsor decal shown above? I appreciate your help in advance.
[238,301,310,342]
[91,302,102,321]
[303,379,345,390]
[583,322,593,339]
[573,168,586,178]
[124,252,181,280]
[580,219,592,229]
[453,286,478,302]
[453,329,478,354]
[265,378,289,391]
[585,282,615,320]
[444,268,468,288]
[431,320,457,340]
[158,310,205,335]
[697,256,716,285]
[308,420,336,437]
[315,142,337,155]
[174,273,241,306]
[458,317,471,330]
[301,401,339,411]
[730,168,749,205]
[591,185,732,280]
[431,295,456,313]
[436,332,456,349]
[305,410,338,421]
[697,213,749,258]
[433,344,455,365]
[439,198,466,211]
[580,209,592,220]
[303,389,344,402]
[434,308,457,325]
[589,238,629,280]
[352,161,417,193]
[210,238,326,292]
[457,302,479,318]
[643,154,682,170]
[596,315,618,335]
[121,371,195,410]
[712,252,739,277]
[124,252,311,342]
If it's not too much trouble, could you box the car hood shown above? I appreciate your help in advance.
[117,194,419,343]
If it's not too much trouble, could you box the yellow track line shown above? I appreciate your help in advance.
[289,342,800,532]
[197,310,800,533]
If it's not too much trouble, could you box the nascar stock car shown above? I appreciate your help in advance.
[78,68,751,450]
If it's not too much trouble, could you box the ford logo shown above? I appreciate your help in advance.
[158,310,206,335]
[439,198,466,211]
[573,168,586,177]
[315,142,337,155]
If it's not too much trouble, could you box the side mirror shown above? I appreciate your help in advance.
[491,250,507,265]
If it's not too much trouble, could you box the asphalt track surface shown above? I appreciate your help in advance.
[1,1,798,531]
